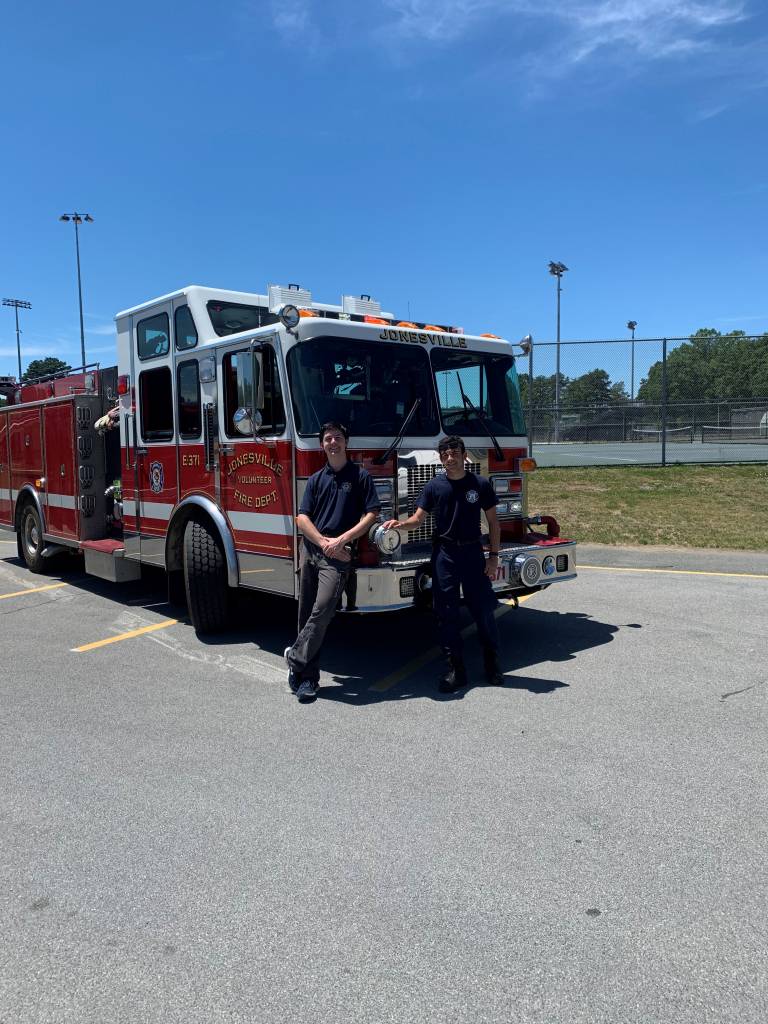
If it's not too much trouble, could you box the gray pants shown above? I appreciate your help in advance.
[287,543,350,684]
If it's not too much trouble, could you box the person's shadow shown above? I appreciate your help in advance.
[311,604,624,706]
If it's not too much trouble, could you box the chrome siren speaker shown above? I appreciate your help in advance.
[513,554,541,586]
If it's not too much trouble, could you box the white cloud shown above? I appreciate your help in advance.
[382,0,747,63]
[270,0,312,35]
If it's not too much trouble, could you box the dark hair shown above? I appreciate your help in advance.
[319,420,349,444]
[438,435,465,454]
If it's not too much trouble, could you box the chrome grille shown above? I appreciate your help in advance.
[405,462,481,545]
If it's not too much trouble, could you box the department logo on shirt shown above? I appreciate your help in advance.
[340,481,352,493]
[466,489,479,504]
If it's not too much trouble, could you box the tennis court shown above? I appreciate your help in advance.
[533,424,768,467]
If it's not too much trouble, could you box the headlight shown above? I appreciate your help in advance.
[369,524,402,555]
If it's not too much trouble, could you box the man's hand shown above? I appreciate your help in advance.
[485,554,500,580]
[381,519,403,530]
[323,537,352,562]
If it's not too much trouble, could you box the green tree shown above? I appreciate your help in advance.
[637,329,768,403]
[518,373,568,408]
[22,357,71,383]
[563,368,628,407]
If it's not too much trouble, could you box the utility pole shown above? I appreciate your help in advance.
[2,298,32,380]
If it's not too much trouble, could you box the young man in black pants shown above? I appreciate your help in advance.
[382,435,503,692]
[285,421,380,702]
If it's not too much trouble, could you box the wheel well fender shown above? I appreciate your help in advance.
[166,496,239,587]
[14,485,47,535]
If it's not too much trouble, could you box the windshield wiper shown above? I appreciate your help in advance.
[454,373,504,462]
[373,398,422,465]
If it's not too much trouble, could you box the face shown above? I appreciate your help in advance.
[439,444,464,471]
[322,430,347,459]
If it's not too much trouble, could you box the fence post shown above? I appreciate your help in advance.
[528,341,534,458]
[661,338,668,467]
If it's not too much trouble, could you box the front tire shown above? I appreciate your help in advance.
[19,503,45,574]
[183,518,229,635]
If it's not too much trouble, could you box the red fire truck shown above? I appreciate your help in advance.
[0,284,576,633]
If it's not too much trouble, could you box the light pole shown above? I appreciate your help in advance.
[59,212,94,369]
[627,320,637,400]
[2,298,32,380]
[548,261,568,441]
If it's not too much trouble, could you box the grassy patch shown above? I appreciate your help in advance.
[526,463,768,550]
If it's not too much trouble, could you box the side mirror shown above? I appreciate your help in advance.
[518,334,533,356]
[233,407,263,437]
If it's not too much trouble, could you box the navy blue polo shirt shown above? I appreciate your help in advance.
[417,471,497,543]
[299,460,380,537]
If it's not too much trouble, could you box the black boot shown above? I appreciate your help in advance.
[439,654,468,694]
[483,648,505,685]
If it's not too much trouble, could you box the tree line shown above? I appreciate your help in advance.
[518,329,768,408]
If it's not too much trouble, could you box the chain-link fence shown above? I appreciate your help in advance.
[520,333,768,466]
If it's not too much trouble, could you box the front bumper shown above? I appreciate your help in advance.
[341,539,578,613]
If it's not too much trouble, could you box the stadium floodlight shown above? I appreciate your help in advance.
[2,298,32,380]
[548,261,569,441]
[59,212,94,369]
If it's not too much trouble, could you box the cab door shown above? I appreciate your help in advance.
[0,413,10,526]
[131,305,179,567]
[217,337,295,595]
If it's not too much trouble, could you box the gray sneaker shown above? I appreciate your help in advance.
[296,679,320,703]
[284,646,300,694]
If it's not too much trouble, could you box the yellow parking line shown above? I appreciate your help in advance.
[73,618,179,653]
[0,582,68,600]
[580,564,768,580]
[369,592,536,693]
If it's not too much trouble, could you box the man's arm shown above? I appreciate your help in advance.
[381,507,427,531]
[325,509,380,558]
[296,513,328,549]
[484,506,501,579]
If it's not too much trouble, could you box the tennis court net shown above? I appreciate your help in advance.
[701,424,768,444]
[629,426,694,443]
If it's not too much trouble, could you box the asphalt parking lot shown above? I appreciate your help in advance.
[1,538,767,1024]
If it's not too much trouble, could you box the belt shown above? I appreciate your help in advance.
[436,536,482,548]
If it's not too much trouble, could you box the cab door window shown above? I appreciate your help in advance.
[139,366,173,441]
[177,360,201,438]
[223,345,285,438]
[137,312,170,360]
[175,305,198,350]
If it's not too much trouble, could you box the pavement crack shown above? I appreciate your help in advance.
[720,681,764,702]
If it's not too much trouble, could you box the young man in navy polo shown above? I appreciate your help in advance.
[382,435,503,692]
[285,421,380,702]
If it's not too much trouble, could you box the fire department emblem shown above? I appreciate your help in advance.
[466,489,479,504]
[340,481,352,493]
[149,461,164,494]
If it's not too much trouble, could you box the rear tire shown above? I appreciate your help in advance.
[19,503,45,574]
[183,518,229,635]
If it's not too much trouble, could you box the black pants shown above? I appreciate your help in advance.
[287,544,350,684]
[432,543,499,659]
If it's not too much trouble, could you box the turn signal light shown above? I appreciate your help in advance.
[423,325,443,332]
[396,321,418,328]
[480,333,501,339]
[365,315,389,324]
[35,477,46,489]
[298,309,319,318]
[519,458,537,473]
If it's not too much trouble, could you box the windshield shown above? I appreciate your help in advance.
[287,337,440,437]
[432,349,526,436]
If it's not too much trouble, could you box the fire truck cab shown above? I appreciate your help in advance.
[0,283,576,633]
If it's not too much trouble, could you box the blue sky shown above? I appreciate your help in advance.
[1,0,766,389]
